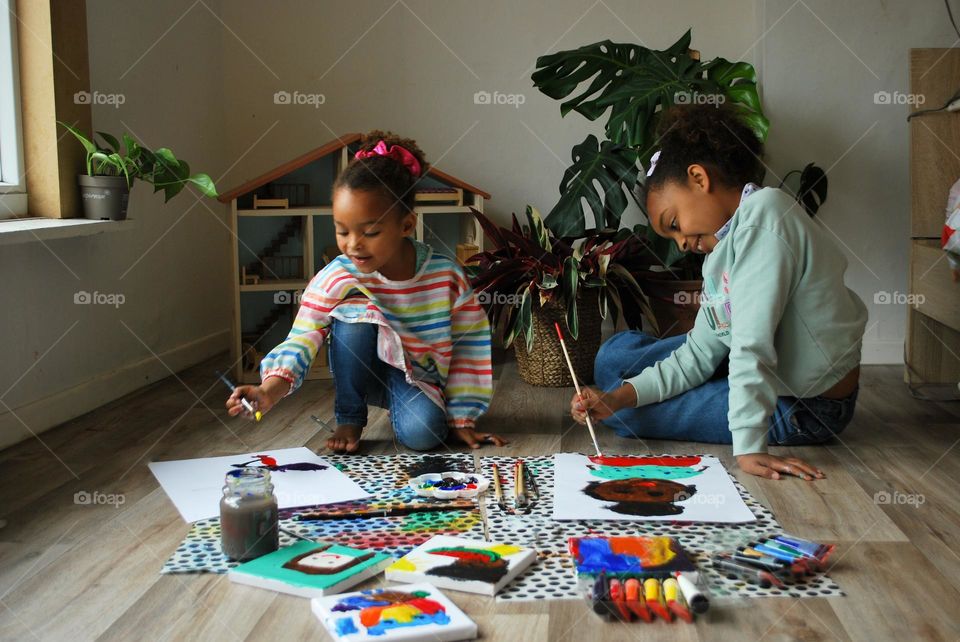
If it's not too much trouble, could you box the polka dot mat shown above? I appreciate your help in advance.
[480,455,845,602]
[161,453,484,574]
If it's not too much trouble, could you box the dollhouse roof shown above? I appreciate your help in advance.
[217,132,491,203]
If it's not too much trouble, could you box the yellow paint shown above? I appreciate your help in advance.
[488,544,522,557]
[379,604,420,624]
[387,558,417,572]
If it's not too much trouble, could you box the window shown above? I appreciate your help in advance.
[0,0,26,219]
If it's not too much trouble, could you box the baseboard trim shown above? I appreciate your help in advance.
[0,328,230,451]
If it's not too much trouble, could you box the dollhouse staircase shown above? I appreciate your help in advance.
[245,218,301,279]
[242,304,290,347]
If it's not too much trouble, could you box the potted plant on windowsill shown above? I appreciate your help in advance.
[531,30,828,336]
[59,122,218,220]
[466,205,657,387]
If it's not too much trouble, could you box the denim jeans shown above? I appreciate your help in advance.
[594,330,858,447]
[329,320,449,451]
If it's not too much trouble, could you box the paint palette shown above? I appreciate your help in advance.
[408,472,490,499]
[311,583,477,641]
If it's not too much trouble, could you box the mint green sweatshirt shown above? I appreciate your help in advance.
[625,187,867,456]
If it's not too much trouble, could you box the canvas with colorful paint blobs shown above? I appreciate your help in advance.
[228,540,393,598]
[385,535,536,596]
[311,583,477,642]
[568,536,696,579]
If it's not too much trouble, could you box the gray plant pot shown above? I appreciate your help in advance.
[78,174,130,221]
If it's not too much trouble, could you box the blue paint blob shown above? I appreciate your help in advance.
[334,617,359,636]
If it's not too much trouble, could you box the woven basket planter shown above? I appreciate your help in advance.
[514,288,601,387]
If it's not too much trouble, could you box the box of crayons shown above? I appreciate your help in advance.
[710,533,836,589]
[588,572,708,624]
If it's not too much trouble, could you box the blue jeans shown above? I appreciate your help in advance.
[329,320,449,451]
[594,330,858,447]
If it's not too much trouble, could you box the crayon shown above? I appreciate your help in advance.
[609,578,633,621]
[663,577,693,623]
[624,578,653,622]
[592,574,609,616]
[675,571,710,613]
[644,577,672,621]
[754,541,822,571]
[772,534,826,558]
[734,548,808,577]
[712,554,785,588]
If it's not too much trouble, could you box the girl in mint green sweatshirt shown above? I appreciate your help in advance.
[571,104,867,481]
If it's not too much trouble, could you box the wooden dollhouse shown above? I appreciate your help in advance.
[217,133,491,384]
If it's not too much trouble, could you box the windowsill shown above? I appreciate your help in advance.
[0,217,136,245]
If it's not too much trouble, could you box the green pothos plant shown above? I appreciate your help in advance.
[532,29,827,270]
[465,206,658,350]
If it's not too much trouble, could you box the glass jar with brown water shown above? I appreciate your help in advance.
[220,467,279,561]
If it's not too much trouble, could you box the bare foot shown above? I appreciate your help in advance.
[327,424,362,454]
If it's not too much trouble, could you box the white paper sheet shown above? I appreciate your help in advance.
[148,447,370,522]
[552,453,756,522]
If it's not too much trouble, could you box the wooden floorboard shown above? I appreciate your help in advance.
[1,353,959,640]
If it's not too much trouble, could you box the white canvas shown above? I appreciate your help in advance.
[311,583,477,641]
[552,453,756,522]
[148,447,370,522]
[384,535,536,596]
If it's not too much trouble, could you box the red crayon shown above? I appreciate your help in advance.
[624,578,653,622]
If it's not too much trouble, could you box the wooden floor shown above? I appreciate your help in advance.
[1,352,960,641]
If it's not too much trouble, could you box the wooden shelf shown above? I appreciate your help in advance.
[239,279,308,292]
[238,206,333,217]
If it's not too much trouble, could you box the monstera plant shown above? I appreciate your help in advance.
[531,29,827,335]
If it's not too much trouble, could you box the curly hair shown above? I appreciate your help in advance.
[644,103,765,196]
[333,130,430,214]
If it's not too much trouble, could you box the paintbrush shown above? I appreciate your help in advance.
[216,370,262,422]
[554,322,602,457]
[293,502,475,521]
[280,527,316,543]
[492,463,508,513]
[515,460,528,510]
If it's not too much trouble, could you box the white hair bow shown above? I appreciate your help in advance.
[646,150,661,178]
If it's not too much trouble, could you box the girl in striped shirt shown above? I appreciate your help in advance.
[226,131,505,454]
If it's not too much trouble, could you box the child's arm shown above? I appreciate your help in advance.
[570,313,727,422]
[258,279,336,397]
[444,272,504,447]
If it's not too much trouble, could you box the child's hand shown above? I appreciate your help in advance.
[736,453,825,481]
[570,387,621,423]
[451,427,508,449]
[225,381,284,419]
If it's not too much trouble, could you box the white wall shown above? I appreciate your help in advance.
[756,0,960,363]
[3,0,947,449]
[0,0,230,450]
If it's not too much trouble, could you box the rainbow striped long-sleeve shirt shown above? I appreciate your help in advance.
[259,240,493,429]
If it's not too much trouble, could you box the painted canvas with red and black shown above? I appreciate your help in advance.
[384,535,536,596]
[552,454,756,522]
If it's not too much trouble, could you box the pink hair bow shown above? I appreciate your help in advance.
[354,140,423,177]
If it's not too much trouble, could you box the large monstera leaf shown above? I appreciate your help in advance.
[546,134,639,238]
[533,30,769,154]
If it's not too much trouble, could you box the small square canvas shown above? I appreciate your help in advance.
[311,583,477,641]
[228,541,393,598]
[384,535,536,596]
[568,536,696,579]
